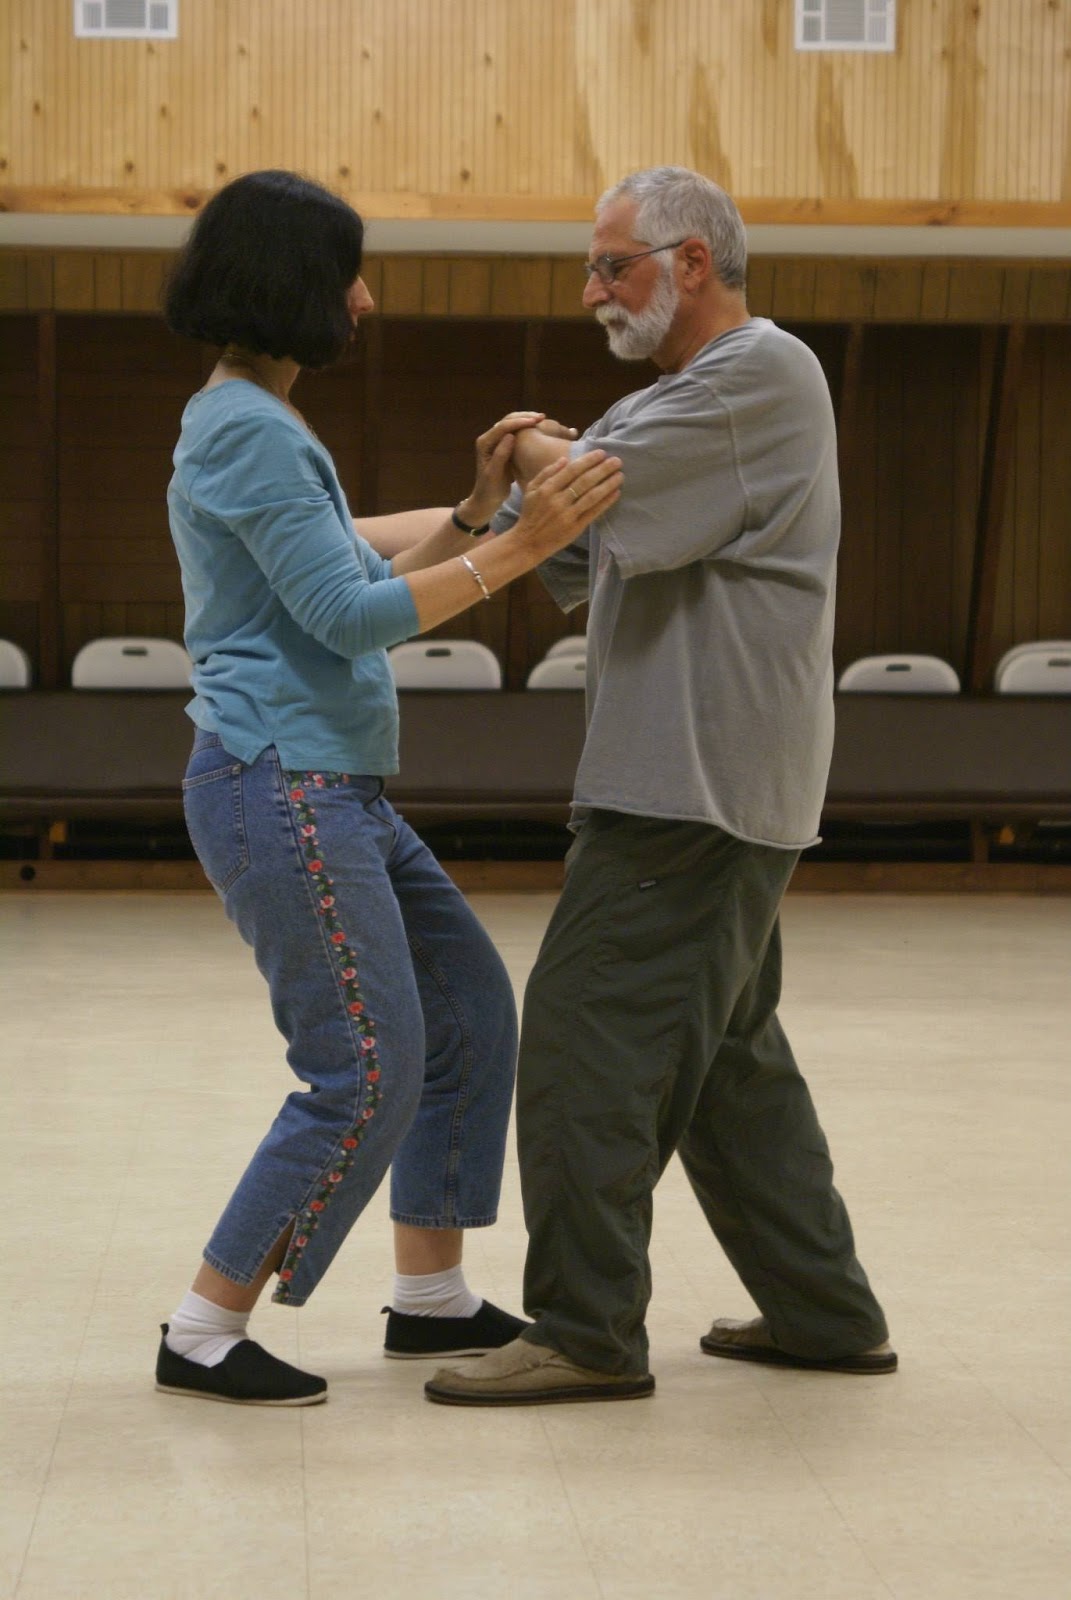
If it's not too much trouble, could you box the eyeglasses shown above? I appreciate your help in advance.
[582,240,686,286]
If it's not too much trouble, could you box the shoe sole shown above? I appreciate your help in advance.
[384,1346,496,1361]
[700,1341,897,1374]
[424,1376,656,1406]
[155,1382,328,1406]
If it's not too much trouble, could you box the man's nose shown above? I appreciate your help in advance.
[582,273,610,310]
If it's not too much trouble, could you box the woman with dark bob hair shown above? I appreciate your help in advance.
[157,169,621,1406]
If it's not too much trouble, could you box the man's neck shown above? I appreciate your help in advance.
[655,299,751,375]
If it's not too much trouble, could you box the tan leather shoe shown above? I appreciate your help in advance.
[424,1336,655,1406]
[701,1316,897,1373]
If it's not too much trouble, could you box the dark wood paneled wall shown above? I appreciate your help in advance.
[2,255,1070,690]
[837,323,987,671]
[998,329,1071,655]
[55,316,202,663]
[0,317,43,665]
[5,250,1071,324]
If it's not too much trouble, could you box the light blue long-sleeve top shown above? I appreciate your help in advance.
[167,380,419,772]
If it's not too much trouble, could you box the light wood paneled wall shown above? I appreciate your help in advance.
[2,1,1070,221]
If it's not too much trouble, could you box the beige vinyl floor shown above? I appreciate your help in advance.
[1,889,1069,1600]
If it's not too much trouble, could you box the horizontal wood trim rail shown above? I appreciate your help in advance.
[2,251,1070,323]
[4,189,1071,228]
[2,859,1069,896]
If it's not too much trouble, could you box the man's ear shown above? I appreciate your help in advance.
[679,237,711,289]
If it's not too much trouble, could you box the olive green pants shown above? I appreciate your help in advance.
[517,811,889,1375]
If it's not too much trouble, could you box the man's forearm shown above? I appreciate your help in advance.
[512,429,571,487]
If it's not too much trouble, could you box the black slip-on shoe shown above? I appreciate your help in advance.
[155,1324,328,1406]
[382,1300,530,1360]
[700,1316,898,1374]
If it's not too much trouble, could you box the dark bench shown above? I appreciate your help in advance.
[823,695,1071,822]
[0,690,588,826]
[0,691,194,823]
[1,690,1069,833]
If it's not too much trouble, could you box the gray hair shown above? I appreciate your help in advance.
[597,167,747,292]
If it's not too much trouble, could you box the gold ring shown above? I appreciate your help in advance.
[568,487,581,502]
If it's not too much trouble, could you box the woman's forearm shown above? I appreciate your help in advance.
[401,530,543,633]
[389,516,497,577]
[354,507,453,557]
[400,447,622,633]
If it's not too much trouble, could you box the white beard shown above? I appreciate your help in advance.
[597,270,679,361]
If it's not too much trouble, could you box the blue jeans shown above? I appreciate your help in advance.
[182,731,518,1306]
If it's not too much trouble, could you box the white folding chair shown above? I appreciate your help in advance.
[526,655,587,690]
[0,640,32,688]
[837,654,960,694]
[994,641,1071,695]
[387,640,502,690]
[71,637,193,689]
[544,635,588,660]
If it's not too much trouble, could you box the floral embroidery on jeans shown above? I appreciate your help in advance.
[273,772,383,1302]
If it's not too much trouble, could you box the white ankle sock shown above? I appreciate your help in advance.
[165,1289,249,1368]
[391,1265,481,1319]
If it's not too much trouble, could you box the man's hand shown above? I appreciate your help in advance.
[461,414,583,524]
[459,410,546,527]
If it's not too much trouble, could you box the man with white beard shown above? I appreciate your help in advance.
[426,167,895,1406]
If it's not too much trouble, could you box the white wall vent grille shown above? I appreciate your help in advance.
[74,0,178,39]
[796,0,895,52]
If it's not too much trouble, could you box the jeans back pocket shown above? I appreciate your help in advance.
[182,746,249,893]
